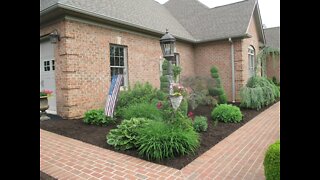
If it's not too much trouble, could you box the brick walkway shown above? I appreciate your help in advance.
[40,102,280,180]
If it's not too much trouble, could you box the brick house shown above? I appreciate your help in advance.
[40,0,266,119]
[264,26,280,82]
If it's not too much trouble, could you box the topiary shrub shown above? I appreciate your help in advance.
[193,116,208,132]
[211,104,243,123]
[172,65,182,83]
[210,66,228,104]
[106,118,150,150]
[83,109,115,126]
[136,120,200,161]
[264,140,280,180]
[240,76,280,110]
[122,103,163,121]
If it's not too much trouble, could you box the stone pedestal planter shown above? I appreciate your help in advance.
[170,95,183,110]
[40,96,50,121]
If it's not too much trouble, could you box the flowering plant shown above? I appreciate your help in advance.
[171,83,185,97]
[40,89,53,97]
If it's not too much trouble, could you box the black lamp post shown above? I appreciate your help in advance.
[160,29,176,94]
[160,29,176,62]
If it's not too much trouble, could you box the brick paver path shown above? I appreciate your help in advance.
[40,102,280,180]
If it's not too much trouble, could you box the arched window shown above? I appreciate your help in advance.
[248,46,255,77]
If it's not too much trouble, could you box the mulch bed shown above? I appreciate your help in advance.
[40,102,277,170]
[40,171,57,180]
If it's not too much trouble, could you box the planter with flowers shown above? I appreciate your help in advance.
[169,83,185,110]
[40,89,53,121]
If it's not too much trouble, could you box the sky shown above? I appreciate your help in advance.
[154,0,280,28]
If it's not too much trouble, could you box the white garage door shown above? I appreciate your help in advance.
[40,39,57,114]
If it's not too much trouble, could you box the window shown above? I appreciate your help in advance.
[248,46,255,77]
[44,61,50,71]
[110,45,127,86]
[52,60,55,71]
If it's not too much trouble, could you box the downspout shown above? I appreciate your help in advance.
[229,38,236,103]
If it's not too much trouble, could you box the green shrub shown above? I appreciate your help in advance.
[162,59,169,70]
[106,118,150,150]
[178,98,188,116]
[210,66,227,104]
[209,87,223,96]
[172,65,182,82]
[211,104,243,123]
[136,121,200,161]
[203,96,218,107]
[218,93,228,104]
[210,66,218,74]
[122,103,163,121]
[211,73,219,79]
[240,76,280,110]
[193,116,208,132]
[116,82,166,117]
[160,76,169,82]
[83,109,115,125]
[264,140,280,180]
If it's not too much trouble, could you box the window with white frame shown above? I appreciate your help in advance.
[110,45,127,86]
[248,46,255,77]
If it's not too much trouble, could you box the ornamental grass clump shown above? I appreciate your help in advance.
[136,120,200,161]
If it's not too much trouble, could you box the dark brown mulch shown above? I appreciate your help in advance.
[40,171,57,180]
[40,102,277,170]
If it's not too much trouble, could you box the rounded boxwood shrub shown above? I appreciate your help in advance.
[211,104,243,123]
[122,103,163,121]
[106,118,150,150]
[193,116,208,132]
[83,109,115,125]
[136,121,200,161]
[264,140,280,180]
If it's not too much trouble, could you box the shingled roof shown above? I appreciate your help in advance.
[264,27,280,49]
[40,0,264,43]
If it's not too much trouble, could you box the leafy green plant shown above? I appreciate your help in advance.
[264,140,280,180]
[106,118,150,150]
[136,120,200,161]
[116,82,166,117]
[240,76,280,110]
[122,103,163,121]
[210,66,227,104]
[193,116,208,132]
[211,104,243,123]
[172,65,182,82]
[83,109,115,125]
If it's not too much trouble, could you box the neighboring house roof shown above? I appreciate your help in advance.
[40,0,265,43]
[264,27,280,49]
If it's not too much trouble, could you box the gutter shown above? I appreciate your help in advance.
[228,37,236,103]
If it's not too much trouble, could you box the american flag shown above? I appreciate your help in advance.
[105,75,123,117]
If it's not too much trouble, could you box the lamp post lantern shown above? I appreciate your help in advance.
[160,29,176,61]
[160,29,176,95]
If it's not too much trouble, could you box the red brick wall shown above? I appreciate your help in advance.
[194,40,242,102]
[266,55,280,82]
[242,17,262,83]
[41,19,195,119]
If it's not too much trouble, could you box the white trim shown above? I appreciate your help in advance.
[45,110,57,115]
